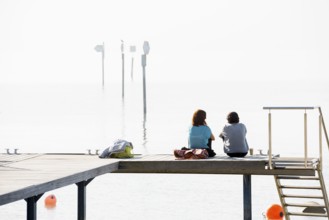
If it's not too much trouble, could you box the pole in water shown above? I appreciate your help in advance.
[142,55,147,114]
[121,40,125,98]
[130,45,136,81]
[141,41,150,115]
[102,42,105,88]
[94,42,105,88]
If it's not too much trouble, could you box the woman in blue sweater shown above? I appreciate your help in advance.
[188,109,216,157]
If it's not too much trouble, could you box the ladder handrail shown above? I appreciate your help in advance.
[263,106,329,169]
[318,107,329,150]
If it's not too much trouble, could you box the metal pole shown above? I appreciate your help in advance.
[77,181,86,220]
[304,111,308,167]
[131,57,134,80]
[243,174,252,220]
[102,43,104,88]
[268,111,272,169]
[142,54,147,115]
[76,178,94,220]
[25,194,43,220]
[122,53,125,98]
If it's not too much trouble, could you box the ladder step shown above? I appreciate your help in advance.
[280,185,322,190]
[274,162,316,166]
[282,194,324,199]
[273,158,319,163]
[285,202,326,208]
[288,211,328,217]
[276,175,319,180]
[274,166,316,170]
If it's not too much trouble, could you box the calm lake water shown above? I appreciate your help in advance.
[0,80,328,219]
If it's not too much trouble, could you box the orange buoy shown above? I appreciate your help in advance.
[44,194,57,208]
[266,204,284,220]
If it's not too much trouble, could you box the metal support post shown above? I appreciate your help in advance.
[25,194,43,220]
[102,43,105,88]
[131,57,134,80]
[243,174,252,220]
[304,111,308,167]
[122,53,125,98]
[142,54,147,115]
[268,111,272,169]
[76,178,94,220]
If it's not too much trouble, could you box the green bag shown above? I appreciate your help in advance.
[110,146,134,158]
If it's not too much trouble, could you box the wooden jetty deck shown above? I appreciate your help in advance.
[0,153,319,220]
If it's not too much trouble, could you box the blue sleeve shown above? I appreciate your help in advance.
[205,126,212,139]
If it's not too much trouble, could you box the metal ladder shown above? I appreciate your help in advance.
[264,106,329,219]
[273,161,329,219]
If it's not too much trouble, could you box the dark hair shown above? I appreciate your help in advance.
[227,112,239,124]
[192,109,207,126]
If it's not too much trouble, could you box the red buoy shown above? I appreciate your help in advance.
[266,204,284,220]
[44,194,57,208]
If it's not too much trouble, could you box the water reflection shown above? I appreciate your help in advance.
[142,113,147,150]
[121,98,126,138]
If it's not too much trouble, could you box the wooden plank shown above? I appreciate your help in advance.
[0,154,120,205]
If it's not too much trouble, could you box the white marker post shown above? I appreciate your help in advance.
[94,42,105,87]
[130,45,136,80]
[141,41,150,115]
[121,40,125,98]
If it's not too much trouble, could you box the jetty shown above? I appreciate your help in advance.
[1,106,329,220]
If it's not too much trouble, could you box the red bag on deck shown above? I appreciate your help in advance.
[174,149,209,159]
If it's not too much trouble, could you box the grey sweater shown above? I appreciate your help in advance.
[220,123,249,153]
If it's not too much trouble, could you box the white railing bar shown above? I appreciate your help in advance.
[264,106,329,170]
[263,107,315,110]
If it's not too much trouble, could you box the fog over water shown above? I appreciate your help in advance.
[1,1,329,219]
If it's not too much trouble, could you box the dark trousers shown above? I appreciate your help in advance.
[206,139,216,157]
[207,138,212,149]
[227,152,248,157]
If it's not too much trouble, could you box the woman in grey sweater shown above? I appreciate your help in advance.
[219,112,249,157]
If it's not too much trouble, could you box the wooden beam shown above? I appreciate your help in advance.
[116,160,316,176]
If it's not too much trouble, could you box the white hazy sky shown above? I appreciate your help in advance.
[0,0,329,84]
